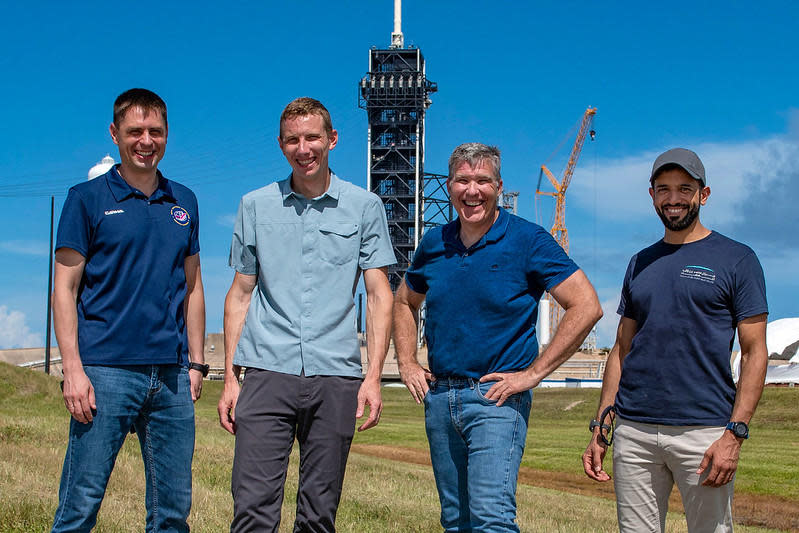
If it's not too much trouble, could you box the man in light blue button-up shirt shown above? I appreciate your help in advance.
[218,97,395,533]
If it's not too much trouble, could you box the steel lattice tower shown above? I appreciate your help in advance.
[359,22,437,290]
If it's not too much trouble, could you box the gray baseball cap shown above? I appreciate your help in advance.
[650,148,706,187]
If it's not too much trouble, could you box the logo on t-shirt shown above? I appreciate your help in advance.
[171,206,190,226]
[680,265,716,284]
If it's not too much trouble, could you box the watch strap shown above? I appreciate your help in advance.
[189,362,210,377]
[725,421,749,439]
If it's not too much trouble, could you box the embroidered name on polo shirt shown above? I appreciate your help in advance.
[104,209,125,216]
[680,265,716,284]
[171,206,190,226]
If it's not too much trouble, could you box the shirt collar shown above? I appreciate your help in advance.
[280,171,341,202]
[106,164,175,202]
[444,208,510,251]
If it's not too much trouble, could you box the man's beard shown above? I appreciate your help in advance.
[656,202,700,232]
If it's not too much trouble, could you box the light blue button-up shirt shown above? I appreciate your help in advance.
[229,173,396,377]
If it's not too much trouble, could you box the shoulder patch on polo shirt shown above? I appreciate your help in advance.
[171,206,190,226]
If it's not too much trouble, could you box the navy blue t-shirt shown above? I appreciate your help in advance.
[616,231,767,426]
[405,208,578,378]
[56,165,200,366]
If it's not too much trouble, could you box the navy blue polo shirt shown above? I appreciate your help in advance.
[405,208,578,378]
[56,165,200,366]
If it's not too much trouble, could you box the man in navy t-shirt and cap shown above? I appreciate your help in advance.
[582,148,768,532]
[51,89,206,532]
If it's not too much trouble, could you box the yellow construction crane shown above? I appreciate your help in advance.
[536,106,596,341]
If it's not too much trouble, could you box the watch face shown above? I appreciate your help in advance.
[733,423,748,438]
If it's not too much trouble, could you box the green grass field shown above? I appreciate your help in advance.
[1,362,796,532]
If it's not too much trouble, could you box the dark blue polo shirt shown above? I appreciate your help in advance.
[56,165,200,366]
[406,208,578,378]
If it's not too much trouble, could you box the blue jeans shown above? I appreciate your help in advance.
[424,377,532,533]
[51,365,195,533]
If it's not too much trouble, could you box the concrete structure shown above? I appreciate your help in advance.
[2,337,608,383]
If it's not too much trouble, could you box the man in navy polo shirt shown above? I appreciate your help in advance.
[393,142,602,532]
[582,148,768,532]
[51,88,206,532]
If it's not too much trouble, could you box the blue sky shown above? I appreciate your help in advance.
[1,2,797,349]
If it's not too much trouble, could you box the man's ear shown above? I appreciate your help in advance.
[700,186,711,205]
[109,122,119,145]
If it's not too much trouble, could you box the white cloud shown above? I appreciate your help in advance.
[0,305,41,349]
[570,137,797,230]
[216,213,236,228]
[0,240,49,257]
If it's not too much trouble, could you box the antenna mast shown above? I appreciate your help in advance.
[391,0,404,48]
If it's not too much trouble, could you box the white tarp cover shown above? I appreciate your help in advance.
[766,317,799,363]
[731,317,799,383]
[764,364,799,385]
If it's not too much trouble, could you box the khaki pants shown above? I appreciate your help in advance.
[612,418,734,533]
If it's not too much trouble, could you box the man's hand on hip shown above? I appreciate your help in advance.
[479,368,537,407]
[398,361,434,404]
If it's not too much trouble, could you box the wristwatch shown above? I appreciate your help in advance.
[189,362,210,377]
[589,419,610,433]
[725,421,749,439]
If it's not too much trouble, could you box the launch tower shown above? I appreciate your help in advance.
[359,1,437,290]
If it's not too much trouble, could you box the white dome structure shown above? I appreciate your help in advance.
[733,317,799,385]
[88,154,115,180]
[766,317,799,363]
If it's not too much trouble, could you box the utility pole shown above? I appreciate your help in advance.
[45,196,54,374]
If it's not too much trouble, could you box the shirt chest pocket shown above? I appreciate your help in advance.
[318,222,359,265]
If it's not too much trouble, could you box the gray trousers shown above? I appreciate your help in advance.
[230,368,361,533]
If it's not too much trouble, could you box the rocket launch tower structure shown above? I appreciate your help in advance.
[359,1,440,290]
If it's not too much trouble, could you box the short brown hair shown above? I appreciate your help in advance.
[113,88,167,127]
[279,97,333,138]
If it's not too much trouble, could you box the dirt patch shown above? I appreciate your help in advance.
[351,444,799,532]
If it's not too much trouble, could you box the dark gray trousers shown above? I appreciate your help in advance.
[230,368,361,533]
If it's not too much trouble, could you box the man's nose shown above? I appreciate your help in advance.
[665,190,683,203]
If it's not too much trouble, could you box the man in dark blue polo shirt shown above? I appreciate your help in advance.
[393,143,603,532]
[51,89,207,532]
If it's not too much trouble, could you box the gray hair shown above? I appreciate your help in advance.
[447,143,501,182]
